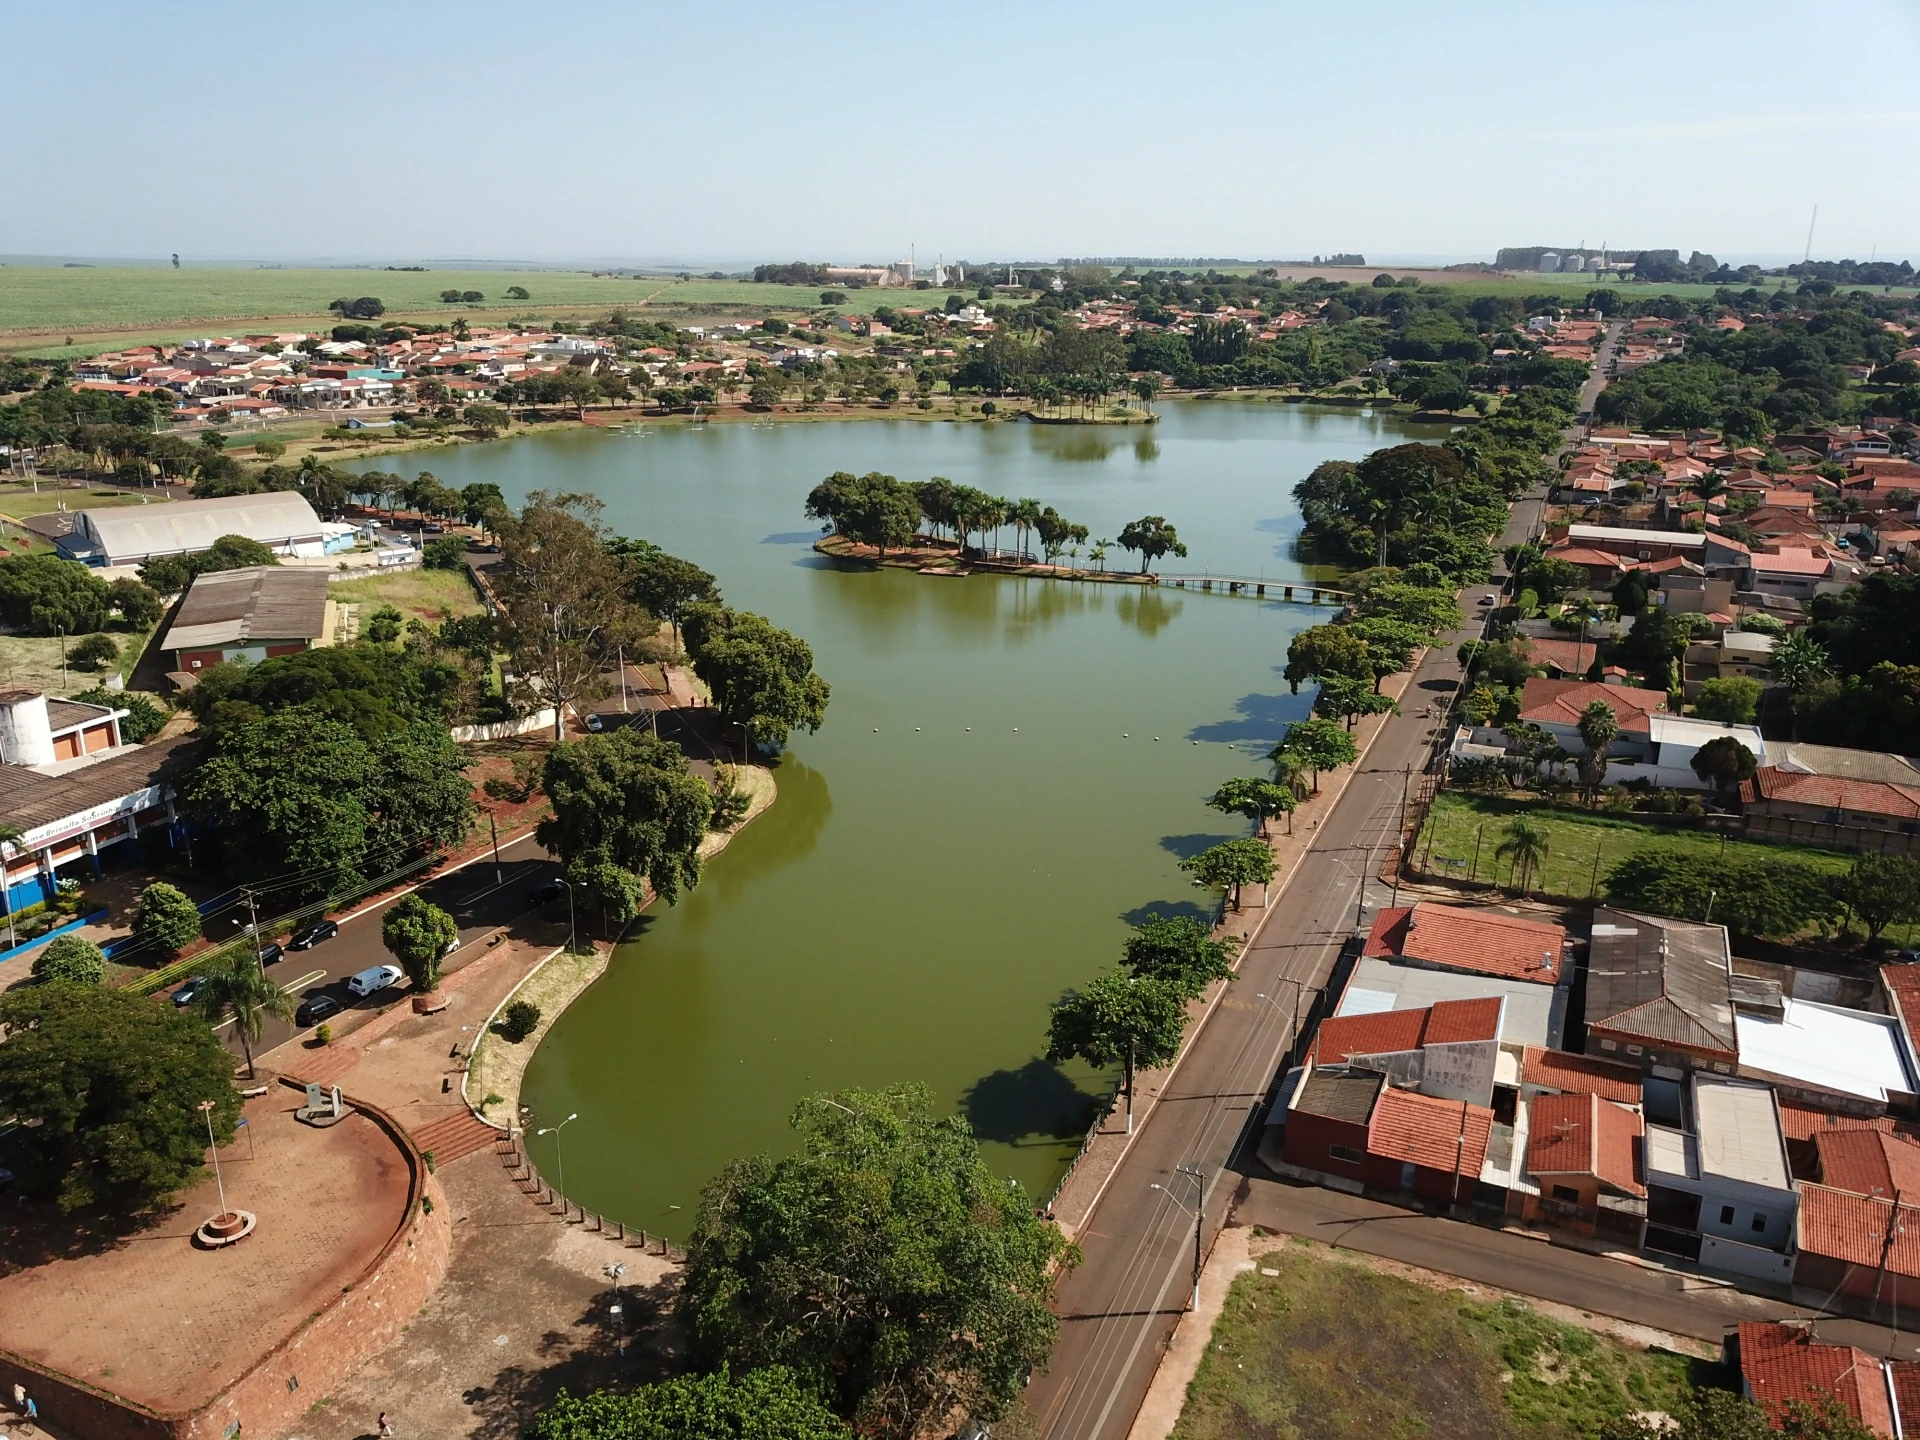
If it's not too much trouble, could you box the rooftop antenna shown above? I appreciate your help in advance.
[1804,204,1819,264]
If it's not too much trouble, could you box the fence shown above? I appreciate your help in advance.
[493,1133,685,1261]
[450,708,557,744]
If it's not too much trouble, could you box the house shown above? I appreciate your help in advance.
[1362,901,1569,986]
[161,566,339,677]
[1733,991,1917,1114]
[1328,955,1564,1051]
[1561,524,1706,564]
[1736,1322,1906,1437]
[0,690,195,911]
[1516,677,1670,760]
[1520,1045,1642,1103]
[1792,1183,1920,1321]
[1741,768,1920,854]
[1584,908,1739,1074]
[1523,1090,1646,1234]
[1749,547,1835,600]
[1310,997,1507,1107]
[55,493,328,568]
[1643,1075,1797,1280]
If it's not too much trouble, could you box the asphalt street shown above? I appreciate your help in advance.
[178,830,565,1059]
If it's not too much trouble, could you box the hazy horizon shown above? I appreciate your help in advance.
[8,0,1919,266]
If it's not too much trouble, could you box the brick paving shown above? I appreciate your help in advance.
[0,1092,409,1416]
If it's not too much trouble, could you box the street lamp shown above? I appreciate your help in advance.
[198,1099,231,1220]
[536,1112,579,1198]
[553,875,577,954]
[1150,1163,1209,1311]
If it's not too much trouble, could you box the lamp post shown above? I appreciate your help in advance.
[1150,1163,1209,1311]
[554,875,577,954]
[537,1112,579,1199]
[199,1099,230,1220]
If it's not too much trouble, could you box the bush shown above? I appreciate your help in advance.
[132,881,203,959]
[67,632,119,671]
[314,1022,332,1046]
[107,577,163,628]
[73,687,168,743]
[364,604,404,643]
[499,999,541,1042]
[33,935,105,986]
[423,535,469,570]
[1604,849,1839,939]
[1694,676,1762,724]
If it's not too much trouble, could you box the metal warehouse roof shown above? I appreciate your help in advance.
[163,565,330,653]
[69,492,323,565]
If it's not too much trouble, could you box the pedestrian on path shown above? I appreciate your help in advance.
[10,1384,21,1413]
[378,1412,393,1436]
[23,1397,35,1424]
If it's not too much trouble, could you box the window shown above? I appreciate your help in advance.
[1713,1063,1731,1074]
[1599,1039,1618,1051]
[1330,1144,1363,1165]
[1627,1044,1644,1056]
[1551,1185,1581,1204]
[1720,1205,1736,1226]
[1751,1214,1767,1235]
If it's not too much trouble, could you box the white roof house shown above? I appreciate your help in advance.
[1734,998,1916,1108]
[56,493,326,567]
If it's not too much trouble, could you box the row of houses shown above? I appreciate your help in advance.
[1262,899,1920,1331]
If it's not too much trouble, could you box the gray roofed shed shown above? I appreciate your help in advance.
[162,565,330,655]
[1585,907,1738,1056]
[59,492,324,566]
[1291,1068,1385,1124]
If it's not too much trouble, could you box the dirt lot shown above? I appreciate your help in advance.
[1170,1238,1728,1440]
[328,566,485,625]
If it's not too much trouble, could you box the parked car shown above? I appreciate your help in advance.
[1479,593,1498,607]
[345,963,404,998]
[289,918,339,950]
[295,994,342,1027]
[171,975,209,1007]
[256,941,284,966]
[527,878,566,906]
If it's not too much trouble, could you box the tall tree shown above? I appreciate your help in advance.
[0,821,24,950]
[678,1085,1070,1438]
[682,604,831,755]
[0,984,241,1212]
[1829,855,1920,945]
[1269,718,1357,793]
[529,1368,850,1440]
[132,881,202,961]
[1207,777,1297,836]
[1115,515,1188,572]
[493,491,649,740]
[804,472,921,561]
[382,894,460,994]
[1691,734,1758,796]
[1180,838,1277,911]
[610,539,720,650]
[1121,912,1238,998]
[538,729,716,910]
[1283,624,1372,694]
[1047,970,1187,1134]
[1575,700,1620,804]
[1494,817,1551,897]
[193,952,296,1079]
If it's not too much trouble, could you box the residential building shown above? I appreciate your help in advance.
[162,565,339,676]
[1523,1089,1646,1236]
[1583,908,1739,1075]
[1643,1075,1797,1281]
[1792,1183,1920,1321]
[1741,768,1920,854]
[1736,1322,1908,1437]
[1362,901,1569,986]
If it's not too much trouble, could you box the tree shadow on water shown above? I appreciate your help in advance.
[963,1058,1102,1148]
[1119,898,1215,927]
[761,530,822,545]
[1187,689,1312,748]
[1160,831,1237,861]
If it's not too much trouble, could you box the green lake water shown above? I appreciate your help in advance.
[349,401,1445,1235]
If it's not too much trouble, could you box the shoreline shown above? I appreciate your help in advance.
[461,761,778,1132]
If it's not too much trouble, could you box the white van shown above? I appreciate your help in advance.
[345,964,404,998]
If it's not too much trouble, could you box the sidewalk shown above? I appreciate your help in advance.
[1047,661,1423,1239]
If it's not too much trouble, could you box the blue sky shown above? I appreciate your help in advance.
[7,0,1918,266]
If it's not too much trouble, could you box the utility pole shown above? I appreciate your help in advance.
[488,809,503,887]
[244,889,263,970]
[1179,1163,1207,1311]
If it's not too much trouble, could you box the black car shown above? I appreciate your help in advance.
[295,994,342,1027]
[527,878,566,906]
[257,941,284,966]
[289,919,339,950]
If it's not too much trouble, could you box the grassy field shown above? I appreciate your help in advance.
[328,565,485,625]
[0,482,160,521]
[1173,1239,1721,1440]
[1415,790,1858,902]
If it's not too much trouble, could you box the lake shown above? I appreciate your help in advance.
[348,400,1446,1235]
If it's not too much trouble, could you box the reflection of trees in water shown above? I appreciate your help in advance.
[1186,683,1313,749]
[963,1056,1102,1147]
[1001,575,1093,646]
[1027,428,1124,464]
[1116,586,1179,638]
[1133,434,1160,463]
[690,754,832,897]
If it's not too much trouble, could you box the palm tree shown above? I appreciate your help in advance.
[1090,539,1110,573]
[1575,700,1620,806]
[1011,498,1043,562]
[195,953,297,1079]
[1494,817,1551,898]
[1772,629,1831,740]
[0,822,25,950]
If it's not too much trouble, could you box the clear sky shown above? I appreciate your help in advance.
[7,0,1918,267]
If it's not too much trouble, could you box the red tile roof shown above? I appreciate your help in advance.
[1313,1009,1429,1064]
[1738,1322,1894,1436]
[1520,1046,1642,1103]
[1367,1088,1493,1178]
[1883,965,1920,1045]
[1364,901,1568,985]
[1797,1184,1920,1276]
[1519,637,1600,676]
[1779,1101,1905,1144]
[1816,1130,1920,1200]
[1526,1091,1646,1196]
[1743,768,1920,820]
[1424,997,1505,1044]
[1518,678,1669,737]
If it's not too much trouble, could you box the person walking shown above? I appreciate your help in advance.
[24,1395,37,1424]
[378,1412,393,1437]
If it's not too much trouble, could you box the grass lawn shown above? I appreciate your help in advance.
[0,482,158,521]
[1172,1239,1725,1440]
[328,565,484,625]
[1415,790,1859,903]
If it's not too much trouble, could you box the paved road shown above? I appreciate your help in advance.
[170,831,566,1059]
[1234,1176,1920,1358]
[1027,355,1614,1440]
